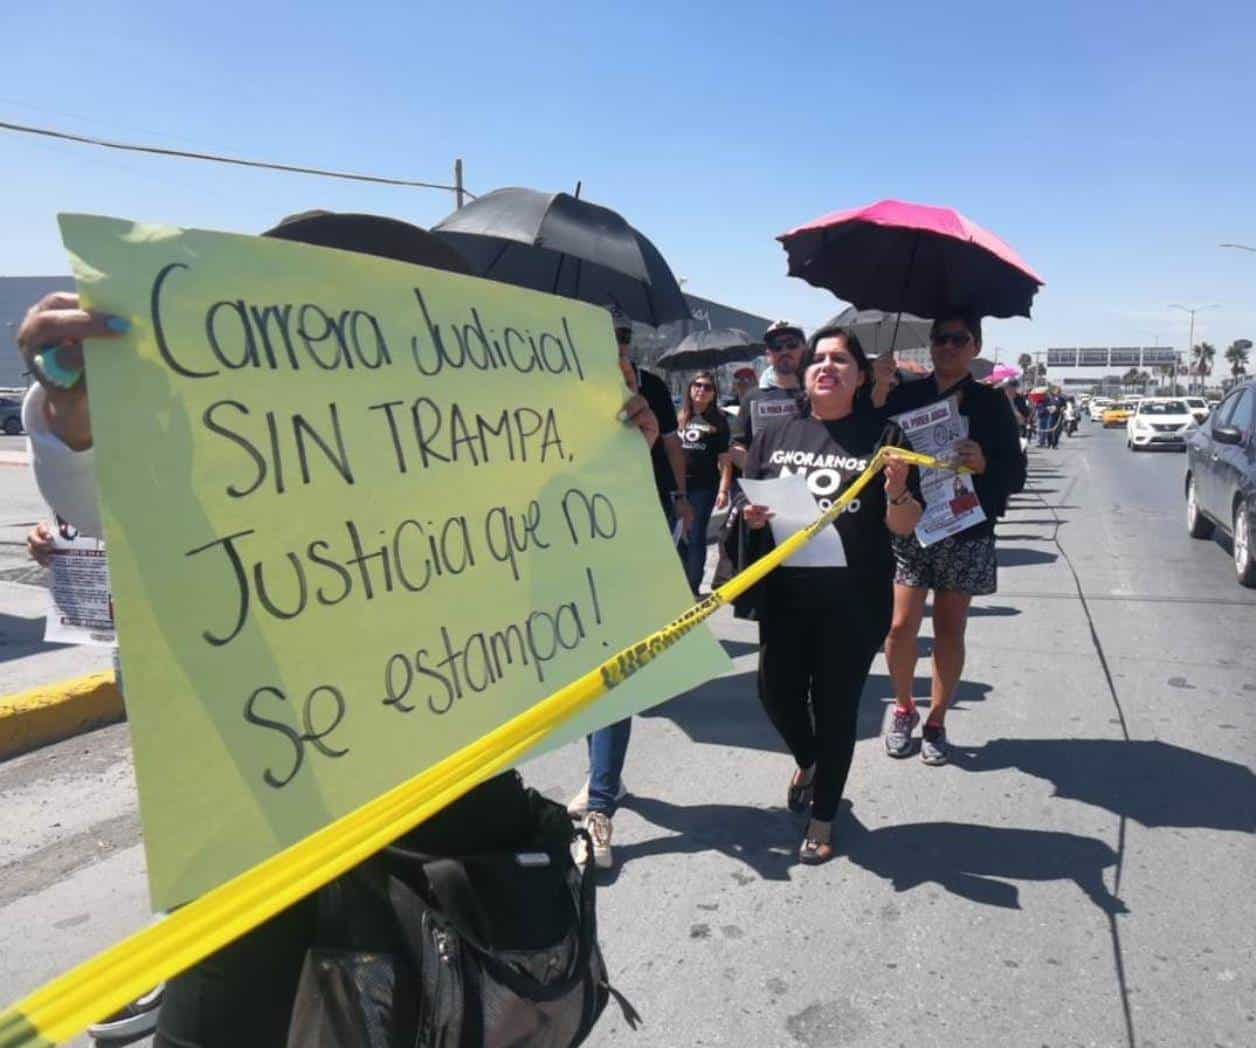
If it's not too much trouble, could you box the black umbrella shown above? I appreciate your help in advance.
[431,187,691,327]
[823,307,933,355]
[655,328,765,371]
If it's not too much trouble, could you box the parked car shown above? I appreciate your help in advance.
[1182,397,1210,424]
[0,396,24,436]
[1102,402,1134,428]
[1185,380,1255,587]
[1126,398,1197,451]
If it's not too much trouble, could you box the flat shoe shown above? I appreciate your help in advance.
[799,820,835,865]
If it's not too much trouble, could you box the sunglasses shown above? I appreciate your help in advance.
[767,337,802,352]
[691,382,715,391]
[931,332,973,348]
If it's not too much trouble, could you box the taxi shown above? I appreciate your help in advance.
[1102,401,1134,428]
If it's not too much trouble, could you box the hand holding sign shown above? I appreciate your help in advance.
[59,214,729,908]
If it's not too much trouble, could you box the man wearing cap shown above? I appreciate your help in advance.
[727,366,757,407]
[567,307,692,868]
[727,321,808,461]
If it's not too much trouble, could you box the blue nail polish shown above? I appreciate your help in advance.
[105,316,130,333]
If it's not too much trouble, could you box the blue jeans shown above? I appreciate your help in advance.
[682,487,718,596]
[586,499,677,815]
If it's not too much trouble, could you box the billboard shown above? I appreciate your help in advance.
[1109,347,1141,367]
[1047,348,1078,366]
[1079,348,1109,366]
[1142,348,1179,366]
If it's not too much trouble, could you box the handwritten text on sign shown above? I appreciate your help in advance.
[61,215,729,908]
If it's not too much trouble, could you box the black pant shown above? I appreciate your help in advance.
[757,596,886,822]
[154,896,317,1048]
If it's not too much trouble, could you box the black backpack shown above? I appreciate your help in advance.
[286,773,638,1047]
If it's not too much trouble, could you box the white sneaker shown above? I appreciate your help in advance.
[582,812,614,869]
[88,984,164,1041]
[566,779,628,818]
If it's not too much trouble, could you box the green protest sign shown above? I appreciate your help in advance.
[59,215,730,909]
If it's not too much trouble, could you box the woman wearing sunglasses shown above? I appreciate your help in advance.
[871,311,1025,767]
[676,371,732,594]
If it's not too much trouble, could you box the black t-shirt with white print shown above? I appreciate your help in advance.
[679,411,731,491]
[744,410,910,615]
[730,386,806,449]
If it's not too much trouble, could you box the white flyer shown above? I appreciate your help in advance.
[738,473,847,568]
[892,395,987,547]
[44,533,116,646]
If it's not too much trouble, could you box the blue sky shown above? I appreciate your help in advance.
[3,0,1254,357]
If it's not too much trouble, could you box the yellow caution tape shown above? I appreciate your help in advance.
[0,445,959,1048]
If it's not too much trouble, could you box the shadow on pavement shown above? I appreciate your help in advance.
[642,667,992,751]
[610,795,798,883]
[0,611,70,664]
[838,809,1128,914]
[616,798,1128,913]
[997,547,1058,567]
[926,603,1021,618]
[951,738,1256,833]
[719,639,758,659]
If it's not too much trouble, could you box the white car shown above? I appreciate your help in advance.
[1089,397,1113,421]
[1183,397,1210,424]
[1126,398,1198,451]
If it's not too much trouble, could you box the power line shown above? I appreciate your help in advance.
[0,119,474,198]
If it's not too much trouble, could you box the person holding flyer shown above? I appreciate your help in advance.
[742,327,921,864]
[872,311,1024,765]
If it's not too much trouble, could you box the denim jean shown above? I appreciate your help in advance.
[682,487,718,596]
[586,499,677,815]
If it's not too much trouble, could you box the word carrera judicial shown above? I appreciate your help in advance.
[147,264,589,381]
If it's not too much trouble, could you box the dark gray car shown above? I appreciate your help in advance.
[1185,380,1256,587]
[0,396,23,435]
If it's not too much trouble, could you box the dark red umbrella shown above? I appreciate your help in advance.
[778,199,1044,320]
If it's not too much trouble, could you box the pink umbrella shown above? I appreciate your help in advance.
[778,199,1044,320]
[988,363,1023,385]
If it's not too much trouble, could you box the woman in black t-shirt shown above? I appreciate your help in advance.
[677,371,732,595]
[743,327,922,864]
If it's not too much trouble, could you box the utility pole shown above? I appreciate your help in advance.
[1169,303,1217,395]
[454,158,464,210]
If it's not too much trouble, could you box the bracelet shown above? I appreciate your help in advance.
[889,490,915,506]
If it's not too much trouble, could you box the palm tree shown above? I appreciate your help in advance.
[1122,367,1140,391]
[1225,339,1251,385]
[1017,353,1033,383]
[1157,364,1177,394]
[1191,342,1217,393]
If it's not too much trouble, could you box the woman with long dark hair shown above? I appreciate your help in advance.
[741,327,921,863]
[677,371,732,594]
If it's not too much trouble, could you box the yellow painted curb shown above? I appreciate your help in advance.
[0,673,124,761]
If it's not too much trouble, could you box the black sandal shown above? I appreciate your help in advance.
[787,765,815,814]
[799,819,835,865]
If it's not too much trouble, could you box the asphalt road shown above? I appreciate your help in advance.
[1,423,1253,1048]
